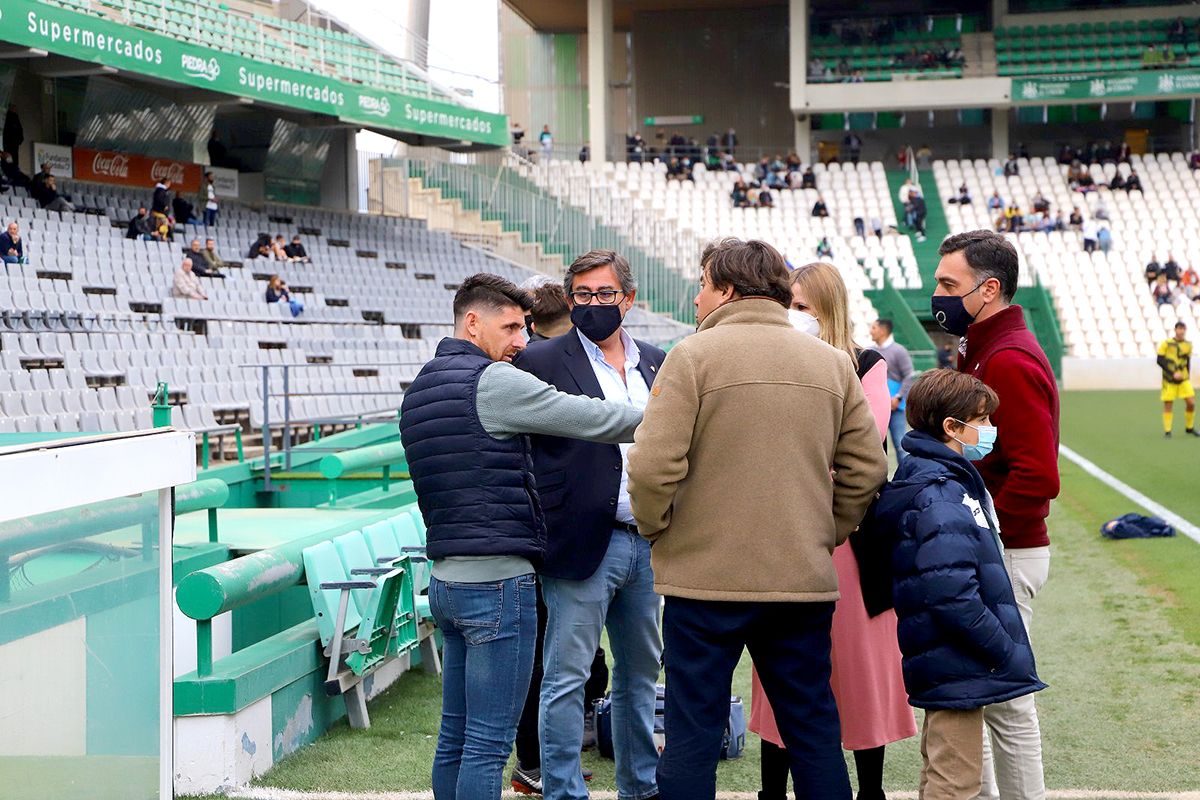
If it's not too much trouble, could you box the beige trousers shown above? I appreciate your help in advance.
[921,708,985,800]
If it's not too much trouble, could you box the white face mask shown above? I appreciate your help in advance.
[788,309,821,336]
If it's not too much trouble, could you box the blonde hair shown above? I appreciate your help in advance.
[790,261,859,365]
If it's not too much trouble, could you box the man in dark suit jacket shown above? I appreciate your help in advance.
[516,251,665,800]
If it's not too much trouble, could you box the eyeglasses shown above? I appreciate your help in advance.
[570,289,625,305]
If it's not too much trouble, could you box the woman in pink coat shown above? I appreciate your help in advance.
[751,262,916,800]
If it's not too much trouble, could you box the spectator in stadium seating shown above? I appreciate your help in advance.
[844,133,863,164]
[786,151,802,172]
[1081,218,1099,253]
[751,262,915,800]
[1,220,26,264]
[173,194,199,226]
[910,189,927,242]
[1142,43,1162,68]
[1069,206,1083,229]
[871,215,884,238]
[1116,142,1132,164]
[666,157,687,182]
[766,168,787,191]
[398,274,642,800]
[816,237,833,259]
[150,178,172,228]
[754,157,771,182]
[285,235,311,263]
[869,317,915,463]
[1164,254,1182,284]
[811,195,829,218]
[153,217,173,242]
[1057,144,1075,165]
[987,191,1004,211]
[1162,44,1177,66]
[1170,17,1189,44]
[1154,274,1176,306]
[1052,210,1067,231]
[578,144,589,163]
[1126,169,1144,192]
[511,121,526,150]
[1031,191,1050,213]
[1190,152,1200,171]
[271,235,291,261]
[808,57,825,79]
[898,178,914,227]
[207,131,228,168]
[1018,142,1030,159]
[248,233,273,259]
[1003,154,1020,177]
[186,238,224,279]
[628,238,885,800]
[0,151,29,190]
[801,166,817,190]
[787,168,805,190]
[202,238,226,272]
[1003,202,1022,234]
[38,175,74,213]
[948,183,971,205]
[266,275,303,317]
[1097,223,1112,253]
[723,127,738,156]
[1146,258,1163,286]
[850,69,866,83]
[854,215,866,239]
[171,258,207,301]
[539,124,553,160]
[759,188,775,208]
[125,207,151,241]
[875,368,1045,800]
[731,180,750,208]
[1181,266,1200,301]
[203,171,218,227]
[916,144,932,169]
[515,251,665,800]
[1107,171,1126,191]
[932,231,1058,800]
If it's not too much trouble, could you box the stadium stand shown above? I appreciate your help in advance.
[39,0,455,100]
[808,14,973,82]
[932,152,1200,359]
[996,17,1198,77]
[519,157,921,344]
[0,179,689,443]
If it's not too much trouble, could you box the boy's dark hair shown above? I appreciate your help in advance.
[906,369,999,440]
[938,230,1020,302]
[700,237,792,307]
[875,318,894,334]
[529,283,570,329]
[1176,321,1187,331]
[453,273,533,323]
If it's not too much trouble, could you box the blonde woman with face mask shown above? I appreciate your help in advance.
[750,261,916,800]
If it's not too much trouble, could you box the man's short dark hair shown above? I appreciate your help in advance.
[529,283,570,329]
[1177,321,1188,330]
[700,238,792,307]
[563,249,637,295]
[875,318,894,334]
[906,369,1000,440]
[938,230,1020,302]
[453,273,533,323]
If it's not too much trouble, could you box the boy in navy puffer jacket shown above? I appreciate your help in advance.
[874,369,1046,799]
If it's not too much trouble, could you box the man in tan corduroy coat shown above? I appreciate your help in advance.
[627,238,887,800]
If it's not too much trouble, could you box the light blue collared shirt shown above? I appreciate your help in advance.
[576,328,650,525]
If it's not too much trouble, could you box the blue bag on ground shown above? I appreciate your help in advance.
[1100,513,1175,539]
[595,686,745,760]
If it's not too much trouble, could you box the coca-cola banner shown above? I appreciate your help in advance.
[72,147,203,194]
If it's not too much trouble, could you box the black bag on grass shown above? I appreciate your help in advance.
[1100,513,1175,540]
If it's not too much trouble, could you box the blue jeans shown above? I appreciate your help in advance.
[541,529,661,800]
[2,255,22,264]
[658,598,848,800]
[889,407,908,464]
[430,573,538,800]
[203,207,217,227]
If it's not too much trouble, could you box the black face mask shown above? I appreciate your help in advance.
[931,281,987,336]
[571,304,623,342]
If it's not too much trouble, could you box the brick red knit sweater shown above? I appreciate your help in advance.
[959,305,1061,549]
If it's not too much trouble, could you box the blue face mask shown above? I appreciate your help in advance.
[953,419,997,461]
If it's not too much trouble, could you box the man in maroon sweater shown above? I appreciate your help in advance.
[932,230,1059,800]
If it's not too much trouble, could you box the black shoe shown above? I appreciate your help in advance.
[511,766,542,795]
[1165,431,1173,438]
[1187,428,1200,437]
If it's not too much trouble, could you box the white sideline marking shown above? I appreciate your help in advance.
[228,790,1200,800]
[1060,443,1200,546]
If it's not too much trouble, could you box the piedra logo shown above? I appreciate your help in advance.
[92,152,130,179]
[182,54,221,82]
[151,161,187,185]
[358,94,392,118]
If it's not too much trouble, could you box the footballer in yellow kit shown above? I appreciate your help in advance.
[1157,321,1197,437]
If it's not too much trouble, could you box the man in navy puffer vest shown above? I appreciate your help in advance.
[399,273,642,800]
[874,369,1045,799]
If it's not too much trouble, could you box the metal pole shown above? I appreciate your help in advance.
[158,487,174,800]
[262,366,272,492]
[283,366,292,472]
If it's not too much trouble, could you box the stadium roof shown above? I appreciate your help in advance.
[504,0,786,33]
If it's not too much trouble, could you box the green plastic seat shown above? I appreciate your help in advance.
[304,540,364,644]
[363,521,402,566]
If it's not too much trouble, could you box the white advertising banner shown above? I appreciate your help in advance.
[33,142,74,178]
